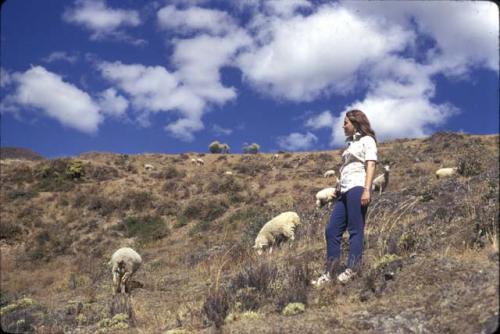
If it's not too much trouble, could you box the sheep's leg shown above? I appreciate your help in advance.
[121,272,131,294]
[112,272,121,294]
[268,246,273,254]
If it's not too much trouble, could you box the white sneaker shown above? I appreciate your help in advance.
[312,272,331,286]
[337,268,356,283]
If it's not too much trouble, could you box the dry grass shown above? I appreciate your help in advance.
[0,134,498,333]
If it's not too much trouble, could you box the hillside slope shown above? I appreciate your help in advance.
[0,132,498,333]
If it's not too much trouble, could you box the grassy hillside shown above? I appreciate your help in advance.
[0,132,498,333]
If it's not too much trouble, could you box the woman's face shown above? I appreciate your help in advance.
[343,116,356,137]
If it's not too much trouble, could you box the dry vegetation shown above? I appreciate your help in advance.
[0,132,498,333]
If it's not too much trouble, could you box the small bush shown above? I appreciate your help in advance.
[6,189,37,201]
[155,199,179,216]
[243,143,260,154]
[119,216,169,243]
[33,159,76,192]
[203,288,229,328]
[206,177,243,195]
[86,164,119,181]
[188,220,212,236]
[161,165,185,179]
[233,160,271,177]
[65,160,84,179]
[181,198,228,222]
[0,220,23,241]
[118,191,153,211]
[209,141,221,153]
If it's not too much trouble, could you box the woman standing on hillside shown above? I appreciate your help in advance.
[312,109,377,285]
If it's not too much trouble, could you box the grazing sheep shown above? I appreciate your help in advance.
[315,187,337,209]
[323,170,336,178]
[109,247,142,295]
[435,167,458,179]
[253,212,301,255]
[144,163,154,171]
[224,171,233,175]
[372,165,390,194]
[190,158,205,166]
[220,143,230,154]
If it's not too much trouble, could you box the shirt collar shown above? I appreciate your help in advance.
[346,131,362,143]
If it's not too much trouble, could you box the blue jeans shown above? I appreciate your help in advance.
[325,186,367,271]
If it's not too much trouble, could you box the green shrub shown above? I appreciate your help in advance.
[118,191,153,211]
[189,220,212,236]
[0,220,23,241]
[120,216,169,243]
[243,143,260,154]
[161,165,185,179]
[181,198,228,222]
[209,141,221,153]
[65,160,84,179]
[34,159,76,192]
[206,177,243,195]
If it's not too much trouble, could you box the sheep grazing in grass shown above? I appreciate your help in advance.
[372,165,390,194]
[253,212,301,255]
[190,158,205,166]
[435,167,458,179]
[110,247,142,295]
[144,163,154,171]
[323,170,336,178]
[315,187,337,209]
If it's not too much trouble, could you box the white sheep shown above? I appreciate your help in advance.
[435,167,458,179]
[323,170,336,178]
[224,171,233,175]
[190,158,205,166]
[253,212,301,255]
[109,247,142,295]
[372,165,390,194]
[144,163,154,171]
[220,143,230,154]
[315,187,337,209]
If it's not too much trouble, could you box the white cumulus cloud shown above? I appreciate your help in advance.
[212,124,233,136]
[157,5,237,36]
[277,131,318,151]
[5,66,102,133]
[305,110,334,130]
[42,51,79,64]
[97,88,129,118]
[63,0,142,42]
[237,4,414,101]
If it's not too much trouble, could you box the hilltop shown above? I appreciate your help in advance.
[0,132,498,333]
[0,147,45,161]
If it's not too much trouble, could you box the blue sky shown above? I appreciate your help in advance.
[1,0,498,157]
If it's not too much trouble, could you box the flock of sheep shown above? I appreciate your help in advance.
[110,158,459,295]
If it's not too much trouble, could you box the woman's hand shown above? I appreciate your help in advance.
[361,188,371,206]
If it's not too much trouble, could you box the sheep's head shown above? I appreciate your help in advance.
[384,165,391,172]
[253,237,269,255]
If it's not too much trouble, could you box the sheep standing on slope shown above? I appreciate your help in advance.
[372,165,390,194]
[144,163,154,171]
[109,247,142,295]
[316,187,337,209]
[435,167,458,179]
[253,212,301,255]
